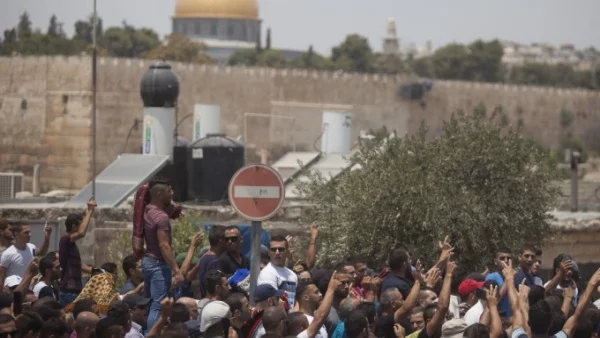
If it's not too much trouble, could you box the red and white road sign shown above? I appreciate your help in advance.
[228,164,285,221]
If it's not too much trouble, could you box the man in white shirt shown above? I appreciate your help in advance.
[295,282,328,338]
[257,235,298,311]
[33,255,61,299]
[0,222,51,285]
[463,280,498,325]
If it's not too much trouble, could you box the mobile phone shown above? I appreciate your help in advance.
[13,291,22,316]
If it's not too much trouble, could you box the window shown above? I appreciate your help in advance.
[194,22,201,35]
[211,21,217,36]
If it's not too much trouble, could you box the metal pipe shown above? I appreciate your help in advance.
[91,0,98,198]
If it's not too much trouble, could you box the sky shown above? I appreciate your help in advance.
[2,0,599,56]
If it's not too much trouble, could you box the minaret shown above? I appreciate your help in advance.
[383,17,400,56]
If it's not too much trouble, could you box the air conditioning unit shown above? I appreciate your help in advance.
[0,173,24,198]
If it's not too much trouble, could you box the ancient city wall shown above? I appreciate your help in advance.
[1,55,600,190]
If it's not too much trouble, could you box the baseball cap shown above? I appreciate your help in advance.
[4,275,22,288]
[441,318,467,338]
[458,279,484,298]
[253,284,284,303]
[122,294,151,309]
[200,301,230,333]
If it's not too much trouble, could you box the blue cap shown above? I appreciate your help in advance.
[254,284,284,303]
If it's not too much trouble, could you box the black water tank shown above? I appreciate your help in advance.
[188,134,245,203]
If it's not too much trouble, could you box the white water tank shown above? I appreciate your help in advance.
[321,111,352,154]
[193,104,221,141]
[143,107,176,158]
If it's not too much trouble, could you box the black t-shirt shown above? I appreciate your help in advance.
[217,252,250,276]
[375,315,412,338]
[58,234,82,292]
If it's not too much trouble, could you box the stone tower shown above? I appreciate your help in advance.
[383,17,400,56]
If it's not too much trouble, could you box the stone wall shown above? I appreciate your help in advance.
[1,56,600,191]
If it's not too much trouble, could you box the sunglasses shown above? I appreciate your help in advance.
[225,236,239,243]
[270,247,286,253]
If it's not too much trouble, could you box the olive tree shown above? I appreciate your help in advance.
[296,111,560,270]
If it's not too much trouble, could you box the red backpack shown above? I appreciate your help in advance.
[132,184,184,259]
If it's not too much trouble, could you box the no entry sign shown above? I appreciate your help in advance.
[228,164,285,221]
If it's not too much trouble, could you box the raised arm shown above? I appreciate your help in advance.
[35,223,52,257]
[180,232,203,278]
[70,198,96,242]
[562,267,600,337]
[306,273,342,338]
[424,261,455,337]
[306,224,318,270]
[544,260,573,293]
[485,285,503,338]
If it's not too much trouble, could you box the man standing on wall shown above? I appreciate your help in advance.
[142,178,185,330]
[59,197,96,307]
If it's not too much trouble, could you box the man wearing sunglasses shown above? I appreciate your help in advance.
[258,235,298,312]
[216,226,249,276]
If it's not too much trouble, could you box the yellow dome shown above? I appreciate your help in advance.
[174,0,259,20]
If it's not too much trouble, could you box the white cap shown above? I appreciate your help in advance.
[200,301,230,333]
[4,275,22,288]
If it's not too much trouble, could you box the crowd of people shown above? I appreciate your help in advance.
[0,178,599,338]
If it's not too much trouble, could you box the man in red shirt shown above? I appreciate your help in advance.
[142,178,185,330]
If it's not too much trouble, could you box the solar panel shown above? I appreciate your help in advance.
[271,152,320,182]
[65,154,171,208]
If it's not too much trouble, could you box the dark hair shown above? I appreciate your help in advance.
[73,299,97,319]
[107,301,130,328]
[295,281,311,302]
[544,296,563,312]
[44,251,58,259]
[204,270,226,294]
[224,225,241,233]
[528,285,546,305]
[10,222,26,235]
[270,235,288,248]
[122,255,138,278]
[423,303,438,322]
[496,247,511,256]
[262,306,286,333]
[549,310,566,336]
[101,262,118,274]
[95,317,124,338]
[520,245,536,255]
[356,302,376,326]
[33,299,63,321]
[0,219,11,231]
[284,312,307,336]
[572,317,594,338]
[65,214,83,233]
[345,309,368,338]
[209,225,226,247]
[161,322,188,338]
[346,255,368,266]
[225,293,247,314]
[15,312,43,338]
[38,256,56,276]
[149,177,170,188]
[40,317,69,338]
[411,306,424,315]
[464,323,490,338]
[171,303,190,323]
[389,249,410,271]
[529,300,553,335]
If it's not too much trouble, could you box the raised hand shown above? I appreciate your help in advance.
[192,232,204,247]
[425,268,442,288]
[87,196,97,211]
[309,224,318,238]
[438,235,454,261]
[486,284,499,308]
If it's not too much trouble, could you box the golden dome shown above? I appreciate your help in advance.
[174,0,259,20]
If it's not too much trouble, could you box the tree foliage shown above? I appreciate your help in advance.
[296,111,560,270]
[145,33,212,63]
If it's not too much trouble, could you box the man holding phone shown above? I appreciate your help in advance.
[58,196,96,307]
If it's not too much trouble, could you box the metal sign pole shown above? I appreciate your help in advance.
[91,0,98,198]
[249,220,262,305]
